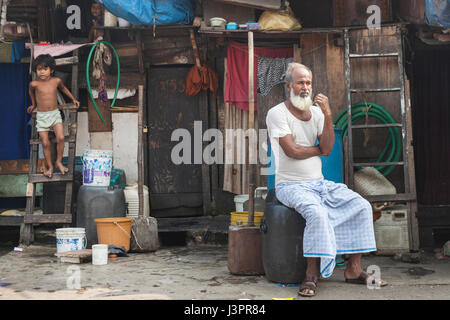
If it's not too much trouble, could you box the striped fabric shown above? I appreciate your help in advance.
[275,180,377,278]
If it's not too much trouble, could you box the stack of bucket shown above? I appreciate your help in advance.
[55,149,131,264]
[81,150,132,254]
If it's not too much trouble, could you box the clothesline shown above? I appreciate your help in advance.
[25,42,94,58]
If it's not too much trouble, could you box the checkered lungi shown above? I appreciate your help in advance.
[275,180,377,278]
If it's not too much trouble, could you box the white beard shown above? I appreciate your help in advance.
[290,88,313,111]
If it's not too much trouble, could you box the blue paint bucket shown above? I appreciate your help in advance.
[82,150,113,186]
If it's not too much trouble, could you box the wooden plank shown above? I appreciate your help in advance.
[0,216,24,226]
[63,148,76,216]
[326,32,346,117]
[20,111,39,246]
[203,0,255,25]
[24,214,72,224]
[115,46,139,57]
[138,85,144,217]
[29,173,73,183]
[333,0,393,27]
[144,47,195,65]
[201,90,211,215]
[55,249,92,258]
[293,42,302,63]
[111,106,139,112]
[136,30,145,74]
[0,159,45,175]
[55,249,92,264]
[404,70,420,251]
[247,31,255,225]
[29,136,76,145]
[55,56,78,66]
[300,33,329,97]
[214,0,281,10]
[79,72,145,89]
[88,98,112,132]
[26,183,33,197]
[142,37,194,50]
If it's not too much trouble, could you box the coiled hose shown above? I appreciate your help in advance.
[333,102,401,176]
[86,41,120,123]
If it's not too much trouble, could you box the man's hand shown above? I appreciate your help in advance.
[314,94,332,117]
[27,105,35,114]
[73,100,80,108]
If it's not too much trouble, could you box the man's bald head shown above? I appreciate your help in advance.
[285,63,312,83]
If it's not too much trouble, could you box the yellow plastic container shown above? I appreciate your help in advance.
[230,211,264,226]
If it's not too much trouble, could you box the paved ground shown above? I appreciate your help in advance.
[0,227,449,301]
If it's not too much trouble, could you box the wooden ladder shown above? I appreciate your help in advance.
[19,50,80,246]
[343,26,420,251]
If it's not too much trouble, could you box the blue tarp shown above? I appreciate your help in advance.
[0,63,31,160]
[426,0,450,28]
[97,0,195,26]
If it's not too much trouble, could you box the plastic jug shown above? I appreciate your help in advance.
[76,185,126,247]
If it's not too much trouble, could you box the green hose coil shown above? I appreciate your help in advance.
[333,102,402,177]
[86,41,121,123]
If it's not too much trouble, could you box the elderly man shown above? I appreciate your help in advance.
[266,62,387,297]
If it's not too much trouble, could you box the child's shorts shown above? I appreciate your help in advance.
[36,109,62,132]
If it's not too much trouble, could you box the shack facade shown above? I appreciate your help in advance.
[0,0,449,251]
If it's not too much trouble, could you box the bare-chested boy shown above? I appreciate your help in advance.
[27,54,80,178]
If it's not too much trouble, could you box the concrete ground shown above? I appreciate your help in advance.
[0,225,449,301]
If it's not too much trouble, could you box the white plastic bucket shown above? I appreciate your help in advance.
[92,244,108,265]
[82,150,113,186]
[234,194,249,212]
[124,184,150,218]
[56,228,86,253]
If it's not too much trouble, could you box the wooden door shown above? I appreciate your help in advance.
[147,66,204,217]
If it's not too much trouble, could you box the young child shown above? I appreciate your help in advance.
[27,54,80,178]
[88,1,104,42]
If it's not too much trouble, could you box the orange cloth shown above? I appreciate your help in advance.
[186,63,218,97]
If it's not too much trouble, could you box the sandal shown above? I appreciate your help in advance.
[298,275,319,297]
[345,271,388,287]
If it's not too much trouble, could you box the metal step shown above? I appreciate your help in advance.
[364,193,416,202]
[24,214,72,224]
[29,173,73,183]
[349,53,398,58]
[351,123,402,129]
[353,161,404,167]
[350,88,401,93]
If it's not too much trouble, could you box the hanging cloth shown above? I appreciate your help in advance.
[225,40,293,111]
[257,56,293,96]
